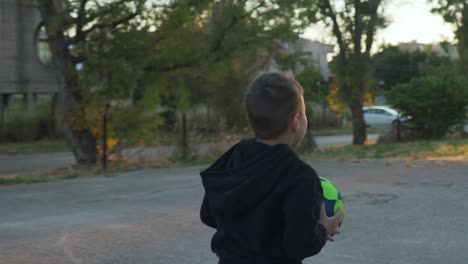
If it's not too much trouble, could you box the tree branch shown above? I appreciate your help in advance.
[75,0,90,38]
[319,0,347,56]
[147,1,267,73]
[81,0,134,23]
[71,0,144,44]
[209,0,266,54]
[364,0,383,56]
[353,0,362,55]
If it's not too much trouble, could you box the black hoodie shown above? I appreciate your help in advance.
[200,139,327,264]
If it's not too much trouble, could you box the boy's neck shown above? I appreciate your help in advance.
[256,136,292,147]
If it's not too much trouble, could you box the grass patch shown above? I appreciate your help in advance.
[0,139,68,155]
[0,126,356,155]
[155,126,358,146]
[301,138,468,160]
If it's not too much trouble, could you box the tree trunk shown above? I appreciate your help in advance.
[348,52,368,145]
[181,112,189,159]
[459,2,468,74]
[350,102,367,145]
[321,99,327,126]
[102,103,109,170]
[0,99,4,141]
[37,0,97,164]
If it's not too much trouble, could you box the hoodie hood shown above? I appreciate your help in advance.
[200,139,298,217]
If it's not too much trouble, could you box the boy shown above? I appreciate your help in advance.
[200,72,342,264]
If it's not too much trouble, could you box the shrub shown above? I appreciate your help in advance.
[4,109,40,141]
[387,74,468,139]
[1,98,61,142]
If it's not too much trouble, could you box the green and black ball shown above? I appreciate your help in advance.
[320,177,345,226]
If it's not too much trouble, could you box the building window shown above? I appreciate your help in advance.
[34,23,52,66]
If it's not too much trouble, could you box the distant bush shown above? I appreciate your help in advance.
[387,74,468,139]
[4,109,40,141]
[1,98,62,142]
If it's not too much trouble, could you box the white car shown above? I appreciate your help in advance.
[363,106,405,127]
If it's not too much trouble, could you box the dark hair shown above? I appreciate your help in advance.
[245,72,304,140]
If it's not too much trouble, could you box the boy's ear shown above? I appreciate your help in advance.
[290,112,300,132]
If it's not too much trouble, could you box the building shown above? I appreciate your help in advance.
[0,0,58,110]
[263,38,335,81]
[397,41,459,60]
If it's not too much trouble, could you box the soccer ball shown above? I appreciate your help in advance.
[320,177,344,226]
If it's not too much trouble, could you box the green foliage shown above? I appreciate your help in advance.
[152,0,315,131]
[387,73,468,139]
[314,0,388,52]
[0,139,67,155]
[297,65,324,102]
[208,68,250,129]
[37,0,318,160]
[296,65,325,126]
[78,26,162,150]
[430,0,464,24]
[3,109,39,142]
[314,0,388,144]
[2,99,60,142]
[110,103,162,146]
[372,45,453,90]
[430,0,468,73]
[302,138,468,160]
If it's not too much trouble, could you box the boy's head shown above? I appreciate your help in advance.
[245,72,307,146]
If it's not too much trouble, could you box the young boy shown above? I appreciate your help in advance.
[200,72,342,264]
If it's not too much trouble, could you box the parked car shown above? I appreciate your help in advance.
[363,106,406,127]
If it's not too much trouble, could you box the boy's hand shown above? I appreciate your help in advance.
[319,202,342,241]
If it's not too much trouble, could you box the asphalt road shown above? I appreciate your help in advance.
[1,159,467,264]
[0,134,379,174]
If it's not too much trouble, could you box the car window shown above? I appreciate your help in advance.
[373,109,391,116]
[365,107,399,116]
[381,110,392,116]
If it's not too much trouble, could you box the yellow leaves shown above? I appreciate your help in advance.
[326,79,347,118]
[97,136,120,155]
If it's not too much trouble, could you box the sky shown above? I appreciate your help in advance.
[302,0,456,50]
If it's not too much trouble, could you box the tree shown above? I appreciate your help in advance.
[430,0,468,73]
[32,0,233,164]
[36,0,317,164]
[314,0,388,144]
[141,0,317,159]
[36,0,147,164]
[387,73,468,139]
[296,65,324,150]
[372,45,453,90]
[166,0,316,131]
[79,28,161,169]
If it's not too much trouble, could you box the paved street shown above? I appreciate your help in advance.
[1,159,467,264]
[0,134,379,174]
[0,152,75,175]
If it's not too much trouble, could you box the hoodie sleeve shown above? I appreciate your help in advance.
[282,177,327,259]
[200,195,217,228]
